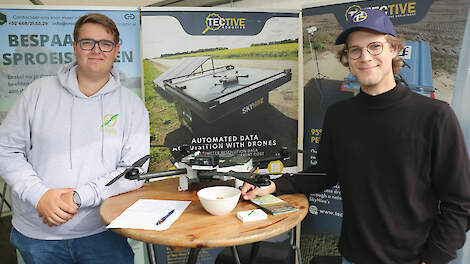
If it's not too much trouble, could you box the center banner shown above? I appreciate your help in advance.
[141,7,300,264]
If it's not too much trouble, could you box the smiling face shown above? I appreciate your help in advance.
[347,29,398,95]
[73,23,119,80]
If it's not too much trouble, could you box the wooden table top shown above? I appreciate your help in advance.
[100,178,308,248]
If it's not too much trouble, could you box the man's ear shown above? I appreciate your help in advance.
[113,43,120,60]
[390,43,399,59]
[72,41,77,56]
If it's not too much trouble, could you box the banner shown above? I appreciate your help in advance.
[141,7,299,263]
[0,7,141,123]
[302,0,470,262]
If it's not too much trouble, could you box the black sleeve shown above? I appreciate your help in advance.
[274,110,338,196]
[423,105,470,263]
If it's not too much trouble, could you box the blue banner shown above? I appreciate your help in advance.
[0,8,141,120]
[302,0,470,262]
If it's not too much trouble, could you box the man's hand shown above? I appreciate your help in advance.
[37,188,78,226]
[241,181,276,200]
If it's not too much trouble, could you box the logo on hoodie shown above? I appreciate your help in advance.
[102,114,119,134]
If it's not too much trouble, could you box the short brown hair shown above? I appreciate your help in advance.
[336,34,405,75]
[73,13,120,44]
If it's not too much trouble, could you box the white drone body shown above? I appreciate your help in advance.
[175,151,253,191]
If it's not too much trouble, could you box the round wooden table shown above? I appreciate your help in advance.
[100,178,308,264]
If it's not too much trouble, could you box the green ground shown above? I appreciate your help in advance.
[303,32,335,55]
[159,43,298,61]
[301,232,340,263]
[143,59,179,172]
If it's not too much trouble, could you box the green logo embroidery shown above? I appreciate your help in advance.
[102,114,119,128]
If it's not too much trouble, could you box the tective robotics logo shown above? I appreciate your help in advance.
[345,1,417,20]
[202,13,246,34]
[142,11,298,36]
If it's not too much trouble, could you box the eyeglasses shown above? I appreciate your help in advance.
[77,38,116,52]
[346,41,384,60]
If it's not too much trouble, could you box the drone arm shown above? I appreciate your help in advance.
[284,172,326,177]
[201,171,271,187]
[132,169,187,181]
[235,174,271,187]
[252,157,280,164]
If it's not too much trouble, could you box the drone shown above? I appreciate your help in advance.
[213,67,249,90]
[105,146,324,191]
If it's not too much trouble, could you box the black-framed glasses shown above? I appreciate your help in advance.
[77,38,116,52]
[347,41,384,60]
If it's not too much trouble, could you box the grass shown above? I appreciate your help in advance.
[300,232,340,263]
[160,43,298,61]
[431,51,459,74]
[303,32,336,55]
[143,59,180,172]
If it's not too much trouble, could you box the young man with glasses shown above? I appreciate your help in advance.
[0,13,149,263]
[242,9,470,264]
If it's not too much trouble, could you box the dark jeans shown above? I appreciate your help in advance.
[10,228,134,264]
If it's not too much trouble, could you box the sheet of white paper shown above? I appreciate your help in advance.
[107,199,191,231]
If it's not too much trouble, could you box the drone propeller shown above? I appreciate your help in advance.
[105,155,151,186]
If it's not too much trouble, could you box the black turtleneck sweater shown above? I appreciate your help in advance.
[275,84,470,264]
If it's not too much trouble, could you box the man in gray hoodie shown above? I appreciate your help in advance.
[0,13,149,263]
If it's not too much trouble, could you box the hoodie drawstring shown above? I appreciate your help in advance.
[101,94,104,164]
[70,97,74,170]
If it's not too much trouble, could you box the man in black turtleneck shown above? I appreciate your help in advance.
[241,9,470,264]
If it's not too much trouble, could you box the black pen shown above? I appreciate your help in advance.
[156,209,175,225]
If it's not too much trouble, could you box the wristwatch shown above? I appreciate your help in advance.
[73,190,81,208]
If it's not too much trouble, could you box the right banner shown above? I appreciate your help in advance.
[301,0,470,262]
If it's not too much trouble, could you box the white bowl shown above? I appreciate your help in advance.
[197,186,241,216]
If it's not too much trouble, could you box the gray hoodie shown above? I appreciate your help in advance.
[0,62,149,239]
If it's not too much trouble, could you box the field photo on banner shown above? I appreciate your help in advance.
[142,8,299,174]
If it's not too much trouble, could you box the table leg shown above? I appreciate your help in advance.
[186,248,201,264]
[230,246,241,264]
[146,243,157,264]
[0,183,11,216]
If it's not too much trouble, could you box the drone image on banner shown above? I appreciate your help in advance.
[153,56,292,135]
